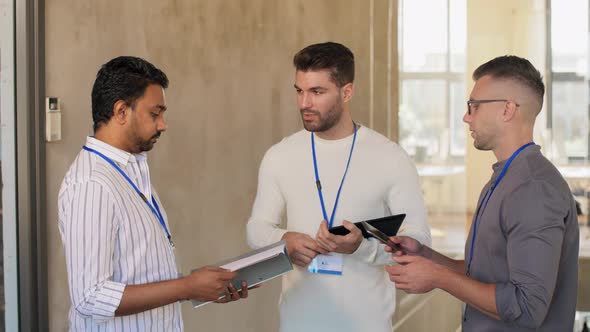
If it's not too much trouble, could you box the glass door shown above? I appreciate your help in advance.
[1,0,20,330]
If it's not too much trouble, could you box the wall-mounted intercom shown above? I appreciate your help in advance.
[46,97,61,142]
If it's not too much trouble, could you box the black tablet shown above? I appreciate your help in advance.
[328,213,406,238]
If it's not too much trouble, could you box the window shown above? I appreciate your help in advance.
[398,0,466,164]
[398,0,468,251]
[547,0,588,165]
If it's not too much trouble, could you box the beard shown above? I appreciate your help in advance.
[131,131,161,153]
[300,97,343,133]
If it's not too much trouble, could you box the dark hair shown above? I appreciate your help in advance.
[473,55,544,107]
[293,42,354,87]
[91,56,169,132]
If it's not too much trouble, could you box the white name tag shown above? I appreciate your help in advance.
[307,253,343,275]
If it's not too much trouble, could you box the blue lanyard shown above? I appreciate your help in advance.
[311,123,358,228]
[82,146,174,247]
[466,142,534,275]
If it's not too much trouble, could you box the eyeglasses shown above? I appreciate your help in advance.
[466,99,520,115]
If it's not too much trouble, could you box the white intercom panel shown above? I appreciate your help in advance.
[46,97,62,142]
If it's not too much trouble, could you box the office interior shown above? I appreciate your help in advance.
[0,0,589,331]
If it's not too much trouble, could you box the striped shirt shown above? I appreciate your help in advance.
[58,137,183,331]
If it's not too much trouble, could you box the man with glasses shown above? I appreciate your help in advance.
[385,55,579,331]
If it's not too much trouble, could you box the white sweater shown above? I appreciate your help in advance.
[247,126,431,332]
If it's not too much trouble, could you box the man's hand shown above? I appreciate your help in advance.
[385,235,425,257]
[316,220,363,255]
[214,281,259,304]
[385,255,440,294]
[183,266,237,302]
[282,231,327,267]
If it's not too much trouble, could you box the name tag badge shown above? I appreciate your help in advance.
[307,253,343,275]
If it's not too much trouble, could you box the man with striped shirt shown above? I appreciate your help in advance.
[58,56,248,331]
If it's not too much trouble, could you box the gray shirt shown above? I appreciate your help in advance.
[463,145,579,331]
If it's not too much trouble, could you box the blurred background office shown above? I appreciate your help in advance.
[0,0,589,331]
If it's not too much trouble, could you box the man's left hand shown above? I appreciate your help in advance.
[316,220,363,254]
[385,255,440,294]
[215,281,259,304]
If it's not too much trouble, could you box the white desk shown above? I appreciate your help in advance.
[417,165,465,177]
[557,166,590,179]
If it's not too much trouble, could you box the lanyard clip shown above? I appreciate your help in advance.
[168,236,175,248]
[139,192,148,204]
[315,180,322,190]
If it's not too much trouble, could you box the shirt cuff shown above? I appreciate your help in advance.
[495,282,522,322]
[92,280,126,320]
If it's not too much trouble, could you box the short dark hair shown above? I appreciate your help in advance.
[91,56,169,132]
[473,55,544,107]
[293,42,354,87]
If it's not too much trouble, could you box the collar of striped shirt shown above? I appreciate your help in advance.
[85,136,147,165]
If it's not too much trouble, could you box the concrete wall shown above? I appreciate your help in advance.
[44,1,398,330]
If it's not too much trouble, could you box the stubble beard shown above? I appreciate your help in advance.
[301,97,343,133]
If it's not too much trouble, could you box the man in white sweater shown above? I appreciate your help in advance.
[247,42,431,332]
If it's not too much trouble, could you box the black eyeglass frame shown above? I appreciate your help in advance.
[466,99,520,115]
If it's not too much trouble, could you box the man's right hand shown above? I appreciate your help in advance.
[183,266,237,301]
[385,236,425,257]
[282,231,327,267]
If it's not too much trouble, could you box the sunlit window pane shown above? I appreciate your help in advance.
[552,81,588,161]
[450,82,466,156]
[399,80,446,162]
[400,0,448,72]
[450,0,466,72]
[551,0,587,74]
[550,0,589,164]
